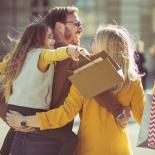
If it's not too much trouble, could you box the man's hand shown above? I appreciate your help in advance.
[116,107,132,128]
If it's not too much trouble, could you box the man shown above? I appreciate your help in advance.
[44,6,130,124]
[1,6,130,155]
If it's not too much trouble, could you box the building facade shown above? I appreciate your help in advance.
[0,0,155,56]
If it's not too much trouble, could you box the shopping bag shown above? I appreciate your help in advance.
[69,51,124,98]
[137,93,155,149]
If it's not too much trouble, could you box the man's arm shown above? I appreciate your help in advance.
[94,90,123,118]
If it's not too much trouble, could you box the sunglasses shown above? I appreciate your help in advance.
[65,21,82,27]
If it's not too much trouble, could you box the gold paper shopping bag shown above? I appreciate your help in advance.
[69,51,124,98]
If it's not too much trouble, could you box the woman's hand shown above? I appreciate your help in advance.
[6,110,26,128]
[6,110,39,131]
[6,110,35,132]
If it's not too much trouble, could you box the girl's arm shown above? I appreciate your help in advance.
[38,46,89,72]
[38,47,69,72]
[6,85,85,130]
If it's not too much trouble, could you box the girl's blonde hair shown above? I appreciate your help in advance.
[95,25,139,91]
[4,22,50,101]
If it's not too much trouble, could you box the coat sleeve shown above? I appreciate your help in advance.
[130,79,145,124]
[36,85,85,130]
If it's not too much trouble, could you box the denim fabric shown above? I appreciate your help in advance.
[11,132,61,155]
[6,105,78,155]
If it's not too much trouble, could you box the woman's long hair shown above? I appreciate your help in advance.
[4,22,49,101]
[95,25,139,92]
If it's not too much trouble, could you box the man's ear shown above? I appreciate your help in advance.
[55,22,65,33]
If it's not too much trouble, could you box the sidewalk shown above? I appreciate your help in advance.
[0,119,9,149]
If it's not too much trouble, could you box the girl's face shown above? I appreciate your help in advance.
[44,27,55,49]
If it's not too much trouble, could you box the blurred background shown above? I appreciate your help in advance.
[1,0,155,89]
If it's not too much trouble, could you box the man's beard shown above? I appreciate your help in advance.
[64,26,80,45]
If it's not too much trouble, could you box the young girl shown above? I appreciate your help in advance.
[7,25,145,155]
[4,22,86,155]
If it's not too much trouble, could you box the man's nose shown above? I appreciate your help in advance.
[78,24,84,33]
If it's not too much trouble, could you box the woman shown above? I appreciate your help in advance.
[7,25,145,155]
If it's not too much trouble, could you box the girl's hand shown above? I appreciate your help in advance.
[6,110,26,128]
[67,45,90,61]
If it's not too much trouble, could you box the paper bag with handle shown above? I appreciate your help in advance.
[68,50,124,98]
[137,85,155,150]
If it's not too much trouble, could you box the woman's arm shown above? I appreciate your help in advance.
[6,85,85,130]
[130,79,145,124]
[37,85,85,130]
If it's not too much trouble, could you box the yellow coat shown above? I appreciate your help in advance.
[36,79,145,155]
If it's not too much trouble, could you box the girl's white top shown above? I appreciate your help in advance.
[8,48,54,110]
